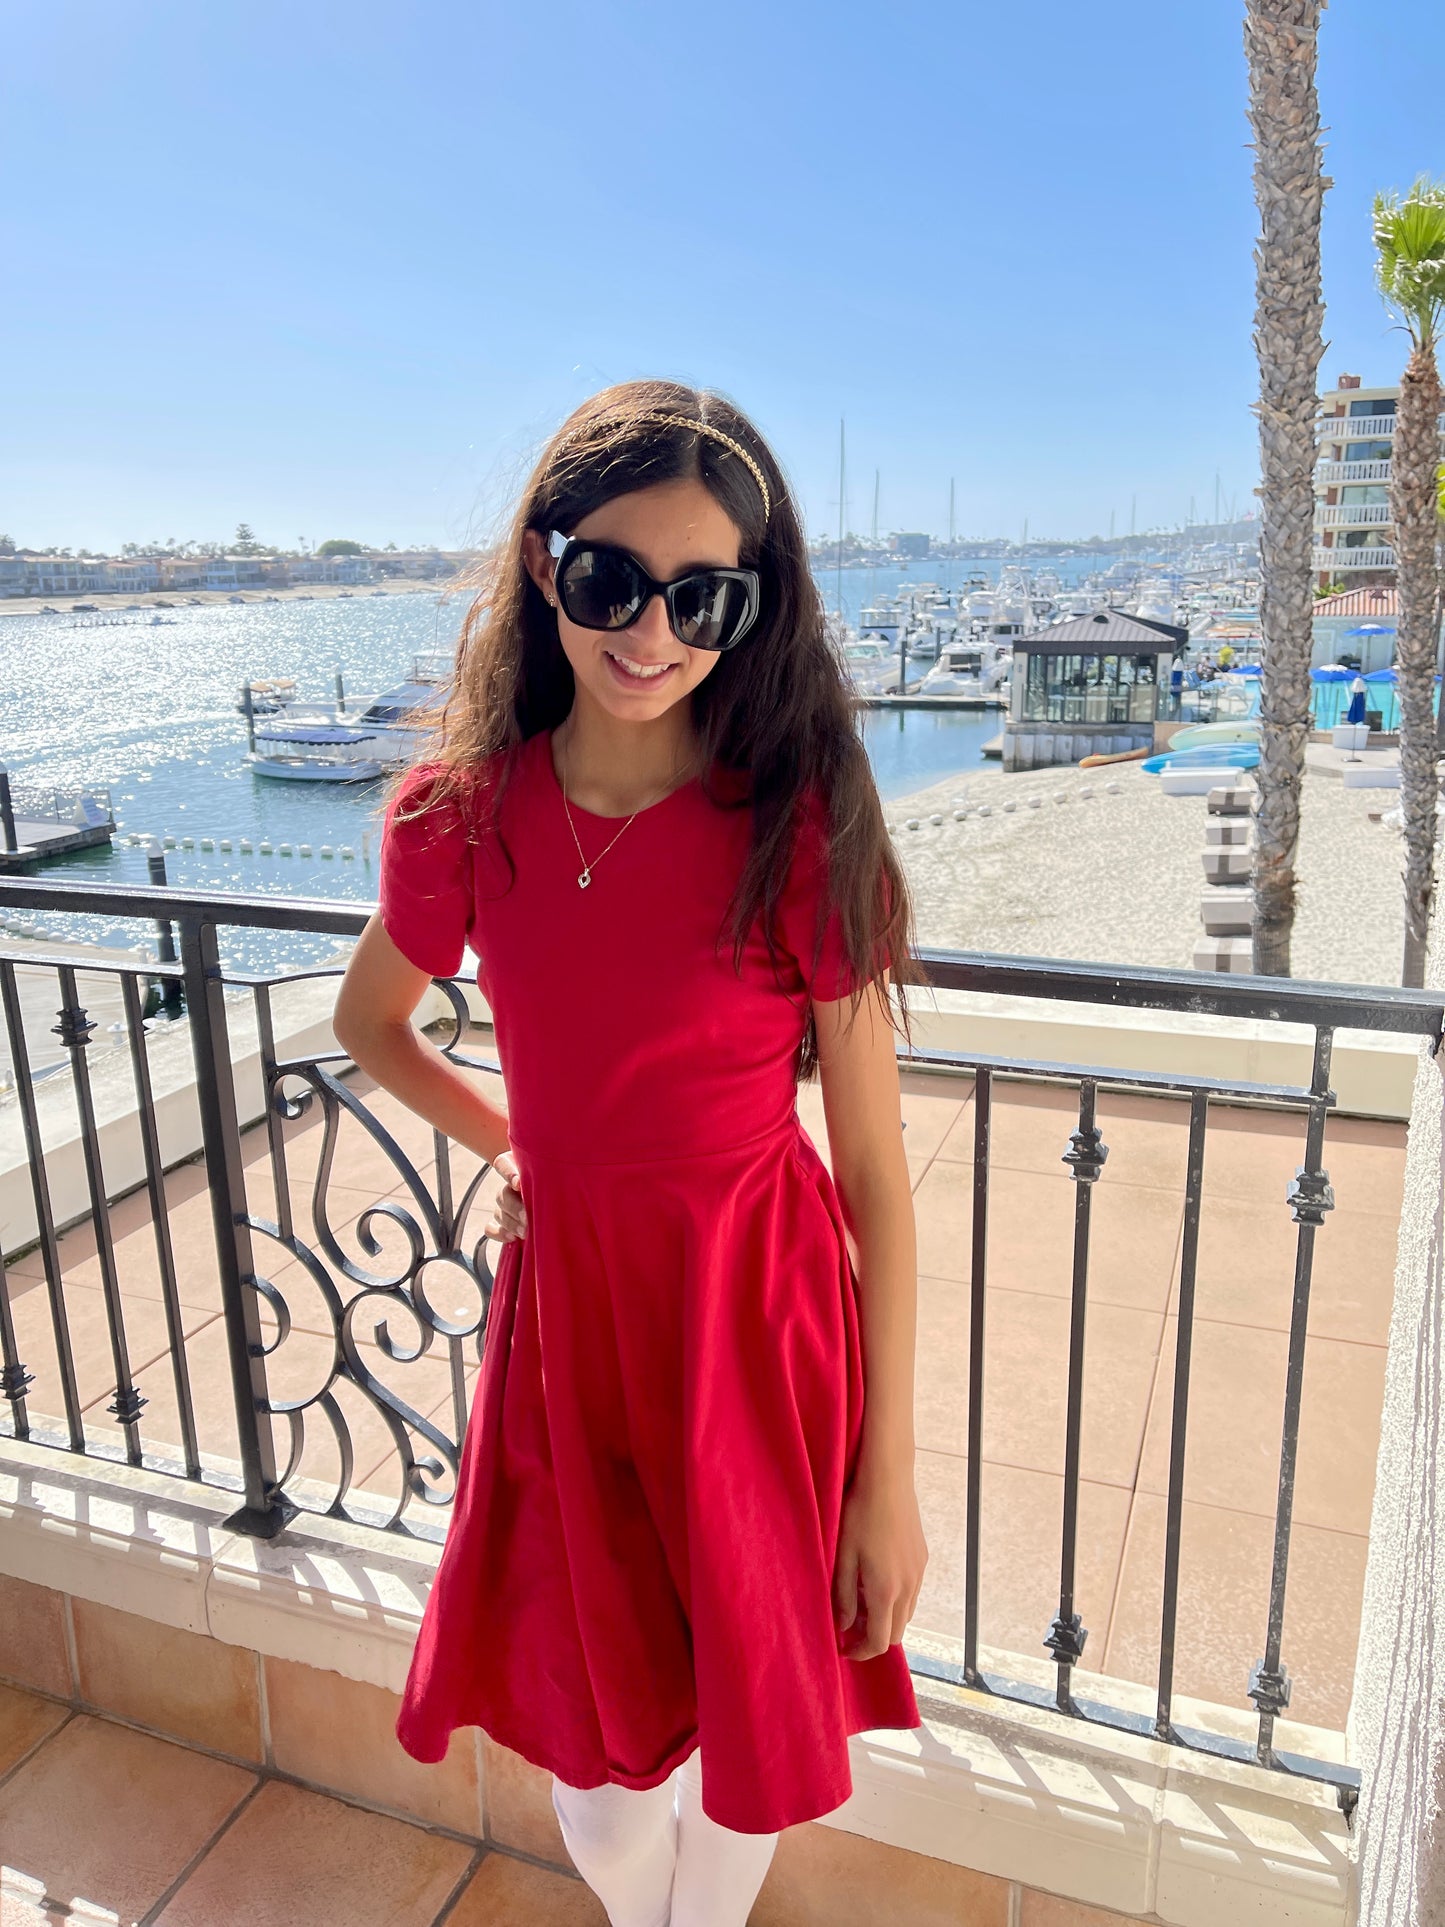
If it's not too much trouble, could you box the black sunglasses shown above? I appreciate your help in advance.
[546,530,762,653]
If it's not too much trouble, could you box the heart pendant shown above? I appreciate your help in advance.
[578,869,591,889]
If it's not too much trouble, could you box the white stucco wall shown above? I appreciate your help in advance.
[1348,960,1445,1919]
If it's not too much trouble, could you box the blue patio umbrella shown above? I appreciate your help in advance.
[1363,666,1397,684]
[1346,677,1368,725]
[1346,623,1396,637]
[1234,663,1262,677]
[1311,665,1352,682]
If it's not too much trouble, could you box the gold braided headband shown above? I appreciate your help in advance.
[620,411,771,523]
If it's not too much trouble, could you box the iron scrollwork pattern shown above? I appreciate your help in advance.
[244,976,509,1530]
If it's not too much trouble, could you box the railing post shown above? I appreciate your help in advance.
[179,913,296,1538]
[1046,1081,1109,1711]
[0,768,17,856]
[146,842,184,1016]
[1249,1025,1335,1766]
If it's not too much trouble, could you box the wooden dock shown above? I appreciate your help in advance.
[0,816,116,870]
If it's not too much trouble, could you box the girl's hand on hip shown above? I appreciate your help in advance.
[482,1150,527,1242]
[833,1462,928,1662]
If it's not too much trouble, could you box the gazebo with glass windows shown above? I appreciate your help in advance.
[1002,609,1187,771]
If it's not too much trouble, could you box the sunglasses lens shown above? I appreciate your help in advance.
[557,546,646,629]
[669,574,754,650]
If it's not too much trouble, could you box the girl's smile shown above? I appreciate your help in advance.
[603,646,682,686]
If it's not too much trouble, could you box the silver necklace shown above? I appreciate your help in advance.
[558,729,694,889]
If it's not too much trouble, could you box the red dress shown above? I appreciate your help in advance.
[381,727,920,1834]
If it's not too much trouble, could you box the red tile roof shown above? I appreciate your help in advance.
[1312,585,1399,616]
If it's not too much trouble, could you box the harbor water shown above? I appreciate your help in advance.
[2,564,1090,970]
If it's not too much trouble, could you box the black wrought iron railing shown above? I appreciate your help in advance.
[0,876,1439,1818]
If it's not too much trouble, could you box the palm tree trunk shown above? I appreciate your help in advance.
[1244,0,1326,977]
[1391,341,1443,985]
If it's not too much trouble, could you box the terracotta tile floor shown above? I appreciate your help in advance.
[1,1062,1404,1733]
[0,1692,594,1926]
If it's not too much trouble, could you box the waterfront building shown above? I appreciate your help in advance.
[1314,373,1398,588]
[372,548,457,580]
[892,531,931,558]
[1311,583,1401,673]
[103,558,162,594]
[18,554,108,596]
[1002,608,1184,770]
[285,553,376,585]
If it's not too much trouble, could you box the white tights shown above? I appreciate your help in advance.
[551,1750,780,1927]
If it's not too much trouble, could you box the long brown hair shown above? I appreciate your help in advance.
[409,377,920,1079]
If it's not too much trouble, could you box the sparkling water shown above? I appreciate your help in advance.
[1,569,1081,969]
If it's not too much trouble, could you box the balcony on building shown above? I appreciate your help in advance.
[0,866,1436,1925]
[1311,544,1397,572]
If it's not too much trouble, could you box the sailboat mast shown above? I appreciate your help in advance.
[872,469,880,545]
[836,418,846,621]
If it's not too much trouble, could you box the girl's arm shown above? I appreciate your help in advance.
[333,914,516,1175]
[815,979,928,1661]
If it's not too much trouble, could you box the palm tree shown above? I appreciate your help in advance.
[1244,0,1327,977]
[1373,180,1445,986]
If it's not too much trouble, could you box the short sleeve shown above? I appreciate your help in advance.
[776,787,892,1001]
[377,764,474,978]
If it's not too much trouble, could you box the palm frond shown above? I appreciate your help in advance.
[1373,176,1445,346]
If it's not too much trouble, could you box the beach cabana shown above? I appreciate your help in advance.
[1002,609,1186,771]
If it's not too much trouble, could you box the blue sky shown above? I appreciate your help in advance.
[3,1,1441,552]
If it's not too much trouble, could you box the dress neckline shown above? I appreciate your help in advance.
[540,726,706,824]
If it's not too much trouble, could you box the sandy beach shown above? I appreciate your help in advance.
[885,754,1406,989]
[0,579,462,619]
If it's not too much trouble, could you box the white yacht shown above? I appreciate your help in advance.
[247,724,387,783]
[919,637,1012,701]
[978,566,1032,655]
[239,652,452,776]
[345,652,451,762]
[844,639,902,695]
[857,601,907,650]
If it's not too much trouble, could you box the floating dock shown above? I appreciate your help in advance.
[854,694,1007,712]
[0,817,116,869]
[0,777,117,871]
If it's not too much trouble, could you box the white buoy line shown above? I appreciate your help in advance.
[120,830,373,864]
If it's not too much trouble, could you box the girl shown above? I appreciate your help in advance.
[334,379,928,1927]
